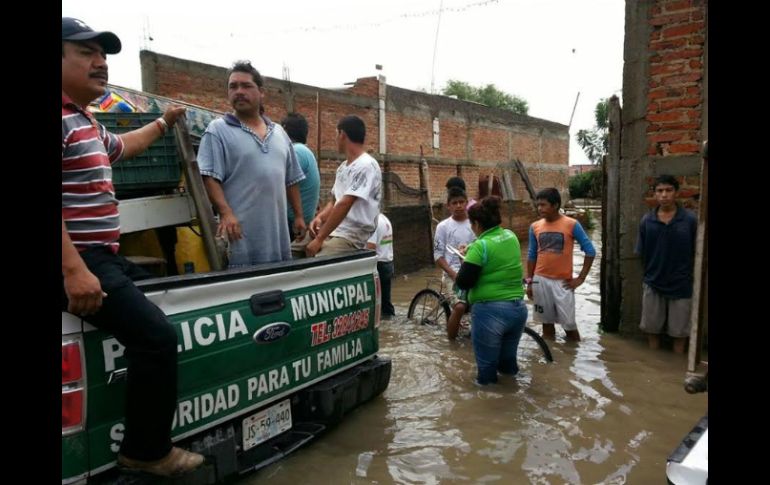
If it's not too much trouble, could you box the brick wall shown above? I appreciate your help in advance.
[141,51,569,203]
[140,51,565,270]
[611,0,707,335]
[646,0,706,156]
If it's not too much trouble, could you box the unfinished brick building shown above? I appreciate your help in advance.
[603,0,707,335]
[139,51,570,270]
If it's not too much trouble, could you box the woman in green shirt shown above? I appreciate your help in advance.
[456,196,527,385]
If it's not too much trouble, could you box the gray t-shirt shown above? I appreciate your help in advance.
[198,114,305,267]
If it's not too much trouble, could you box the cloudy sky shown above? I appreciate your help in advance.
[62,0,625,165]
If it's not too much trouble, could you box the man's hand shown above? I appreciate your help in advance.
[563,276,585,290]
[309,215,324,238]
[217,211,242,241]
[305,238,323,257]
[293,219,307,241]
[162,105,187,128]
[64,267,107,316]
[526,284,533,300]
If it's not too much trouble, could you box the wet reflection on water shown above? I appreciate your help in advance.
[244,228,707,484]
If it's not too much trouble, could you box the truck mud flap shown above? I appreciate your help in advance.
[293,356,392,425]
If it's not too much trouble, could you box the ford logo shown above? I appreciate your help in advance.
[253,322,291,344]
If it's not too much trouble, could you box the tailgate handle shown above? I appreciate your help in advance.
[250,290,286,316]
[107,368,127,385]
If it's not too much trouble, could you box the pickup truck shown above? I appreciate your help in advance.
[62,249,391,484]
[62,100,391,484]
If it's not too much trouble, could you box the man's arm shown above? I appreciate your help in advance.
[309,201,334,237]
[526,226,538,299]
[305,195,357,256]
[202,176,241,241]
[118,105,186,159]
[62,219,106,316]
[432,222,455,278]
[436,257,458,281]
[526,260,536,299]
[563,222,597,290]
[564,256,595,290]
[287,183,306,239]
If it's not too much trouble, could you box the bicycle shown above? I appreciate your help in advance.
[407,276,554,362]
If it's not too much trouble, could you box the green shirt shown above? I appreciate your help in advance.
[464,226,524,304]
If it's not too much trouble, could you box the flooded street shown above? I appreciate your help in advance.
[244,226,707,484]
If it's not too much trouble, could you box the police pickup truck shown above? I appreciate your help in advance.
[62,250,391,484]
[62,104,391,484]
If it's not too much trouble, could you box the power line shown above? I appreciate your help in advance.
[430,0,445,95]
[261,0,499,36]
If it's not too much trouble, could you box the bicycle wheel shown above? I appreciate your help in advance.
[408,289,451,327]
[522,327,554,362]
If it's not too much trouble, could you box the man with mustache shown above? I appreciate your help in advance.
[198,61,306,267]
[61,18,204,476]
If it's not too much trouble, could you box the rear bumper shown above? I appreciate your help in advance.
[81,355,392,484]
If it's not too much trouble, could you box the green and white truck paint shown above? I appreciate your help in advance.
[63,101,391,484]
[62,249,391,484]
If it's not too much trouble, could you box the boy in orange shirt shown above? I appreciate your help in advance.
[526,188,596,342]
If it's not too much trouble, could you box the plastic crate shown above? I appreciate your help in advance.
[94,112,181,193]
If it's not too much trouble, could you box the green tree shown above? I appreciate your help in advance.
[443,80,529,115]
[568,170,602,199]
[576,98,609,164]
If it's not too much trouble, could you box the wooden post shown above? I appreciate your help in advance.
[600,95,622,332]
[173,116,224,271]
[687,140,708,375]
[419,146,436,239]
[502,170,515,200]
[512,158,538,208]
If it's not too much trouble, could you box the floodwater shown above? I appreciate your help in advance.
[242,225,707,484]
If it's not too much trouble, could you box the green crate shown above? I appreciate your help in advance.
[94,112,181,193]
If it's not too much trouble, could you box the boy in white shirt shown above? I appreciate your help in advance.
[434,187,476,338]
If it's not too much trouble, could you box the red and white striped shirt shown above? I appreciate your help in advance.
[62,94,124,253]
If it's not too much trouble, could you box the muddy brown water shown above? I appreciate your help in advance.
[241,227,707,484]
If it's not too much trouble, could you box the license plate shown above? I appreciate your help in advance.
[242,399,292,451]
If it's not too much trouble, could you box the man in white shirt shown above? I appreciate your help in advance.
[367,213,395,318]
[306,115,382,256]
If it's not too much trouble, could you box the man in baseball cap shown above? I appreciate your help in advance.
[62,17,203,478]
[62,17,122,54]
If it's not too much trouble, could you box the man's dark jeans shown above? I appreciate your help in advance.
[63,247,177,461]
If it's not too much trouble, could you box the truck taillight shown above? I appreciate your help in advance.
[62,389,84,429]
[373,271,381,328]
[62,337,86,435]
[62,341,82,384]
